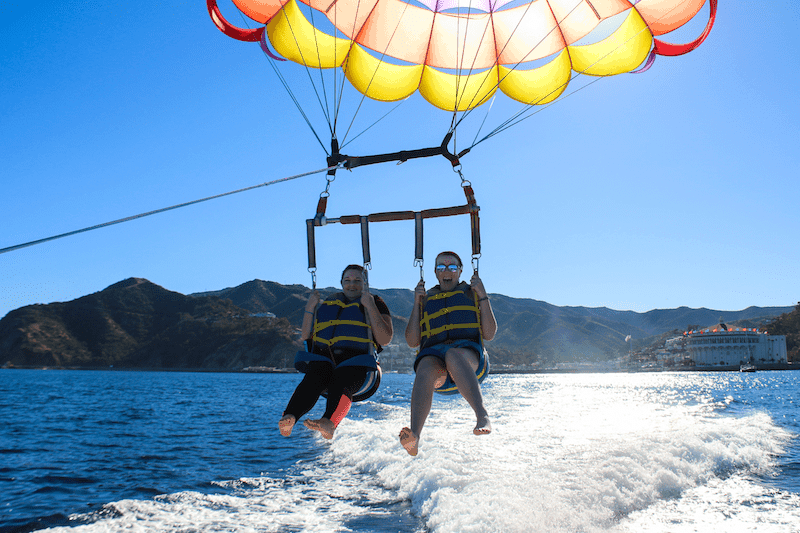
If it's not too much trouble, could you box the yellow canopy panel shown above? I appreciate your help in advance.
[498,49,571,106]
[344,45,423,102]
[567,9,653,76]
[419,66,499,112]
[267,0,350,68]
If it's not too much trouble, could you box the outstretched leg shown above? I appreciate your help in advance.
[281,362,332,436]
[304,367,362,440]
[400,356,447,456]
[444,347,491,435]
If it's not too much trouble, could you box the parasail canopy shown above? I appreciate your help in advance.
[210,0,717,112]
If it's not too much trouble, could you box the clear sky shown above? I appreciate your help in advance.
[1,1,798,321]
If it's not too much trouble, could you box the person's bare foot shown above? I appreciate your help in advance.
[399,427,419,456]
[304,418,335,439]
[279,414,296,437]
[473,416,492,436]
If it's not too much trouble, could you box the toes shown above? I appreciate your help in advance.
[473,418,492,436]
[304,419,334,439]
[279,415,296,437]
[399,427,419,457]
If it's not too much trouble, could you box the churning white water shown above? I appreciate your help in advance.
[32,372,800,533]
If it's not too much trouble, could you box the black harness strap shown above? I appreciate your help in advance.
[360,216,371,268]
[326,132,470,173]
[305,191,481,280]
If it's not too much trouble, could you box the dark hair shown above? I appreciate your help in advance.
[341,264,365,281]
[436,251,462,267]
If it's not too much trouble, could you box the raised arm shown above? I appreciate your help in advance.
[361,287,393,346]
[404,279,426,348]
[470,272,497,341]
[300,290,321,341]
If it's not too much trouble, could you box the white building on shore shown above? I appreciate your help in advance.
[685,323,787,368]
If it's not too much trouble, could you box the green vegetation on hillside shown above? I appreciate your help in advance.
[762,302,800,363]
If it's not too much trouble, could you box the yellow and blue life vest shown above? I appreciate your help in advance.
[311,292,378,357]
[296,292,382,401]
[420,282,482,349]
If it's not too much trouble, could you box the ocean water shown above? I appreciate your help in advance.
[1,369,798,533]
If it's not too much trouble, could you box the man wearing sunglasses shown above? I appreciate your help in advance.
[400,251,497,456]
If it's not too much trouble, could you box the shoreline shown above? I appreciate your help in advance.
[3,365,798,374]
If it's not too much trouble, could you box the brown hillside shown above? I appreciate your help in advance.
[0,278,300,369]
[762,302,800,363]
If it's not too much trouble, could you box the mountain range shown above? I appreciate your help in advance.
[197,280,792,365]
[0,279,298,370]
[3,277,789,370]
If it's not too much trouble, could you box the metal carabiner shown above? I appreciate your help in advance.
[455,167,471,188]
[414,258,424,282]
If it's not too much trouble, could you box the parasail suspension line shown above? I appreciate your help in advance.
[270,2,336,138]
[262,45,330,155]
[470,93,498,149]
[339,99,409,151]
[1,165,337,256]
[462,0,717,152]
[475,75,604,147]
[472,4,665,149]
[336,0,415,149]
[448,0,555,134]
[211,1,332,155]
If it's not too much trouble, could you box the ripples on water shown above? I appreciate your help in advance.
[1,369,798,532]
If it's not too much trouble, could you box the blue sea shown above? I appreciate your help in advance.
[1,368,799,533]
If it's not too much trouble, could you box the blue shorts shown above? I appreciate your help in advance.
[414,340,489,395]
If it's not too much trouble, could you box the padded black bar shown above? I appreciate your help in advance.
[327,132,470,171]
[360,216,371,266]
[338,204,471,225]
[414,212,423,263]
[306,218,316,270]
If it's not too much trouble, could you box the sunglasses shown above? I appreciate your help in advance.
[435,264,461,272]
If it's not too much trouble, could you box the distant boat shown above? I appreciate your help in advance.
[740,363,756,373]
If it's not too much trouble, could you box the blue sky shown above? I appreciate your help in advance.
[1,1,798,321]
